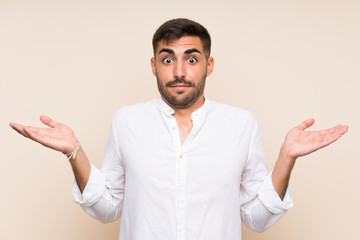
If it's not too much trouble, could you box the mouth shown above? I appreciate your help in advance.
[171,84,191,90]
[165,78,195,89]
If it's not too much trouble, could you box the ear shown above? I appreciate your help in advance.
[151,57,157,77]
[206,57,214,77]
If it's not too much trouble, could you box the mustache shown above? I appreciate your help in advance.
[165,78,195,87]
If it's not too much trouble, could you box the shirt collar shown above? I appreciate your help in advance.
[157,97,210,121]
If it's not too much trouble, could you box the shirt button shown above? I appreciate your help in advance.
[179,154,183,158]
[172,126,176,131]
[168,109,172,113]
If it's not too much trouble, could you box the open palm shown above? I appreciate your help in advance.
[9,115,78,154]
[283,118,348,159]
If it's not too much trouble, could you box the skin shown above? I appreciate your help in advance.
[9,36,348,199]
[9,115,90,192]
[151,36,214,144]
[272,118,348,199]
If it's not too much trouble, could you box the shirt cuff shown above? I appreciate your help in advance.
[72,163,106,207]
[257,171,294,214]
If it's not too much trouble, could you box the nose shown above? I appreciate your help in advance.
[174,61,186,79]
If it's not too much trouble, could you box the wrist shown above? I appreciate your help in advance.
[64,143,81,160]
[62,138,80,155]
[278,145,297,168]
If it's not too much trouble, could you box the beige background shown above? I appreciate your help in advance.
[1,0,359,239]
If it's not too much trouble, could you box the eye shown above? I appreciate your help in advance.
[163,57,173,64]
[188,57,197,64]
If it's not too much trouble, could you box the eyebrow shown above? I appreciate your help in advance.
[159,48,174,55]
[158,48,201,55]
[184,48,201,55]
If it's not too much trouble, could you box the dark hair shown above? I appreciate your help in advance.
[152,18,211,58]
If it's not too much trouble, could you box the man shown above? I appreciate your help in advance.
[9,18,348,240]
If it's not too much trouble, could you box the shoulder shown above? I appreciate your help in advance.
[113,99,157,118]
[205,100,260,142]
[111,99,159,128]
[208,100,257,124]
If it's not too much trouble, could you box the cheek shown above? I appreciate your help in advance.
[156,66,173,80]
[188,65,206,79]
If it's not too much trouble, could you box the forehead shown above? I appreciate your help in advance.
[156,36,204,54]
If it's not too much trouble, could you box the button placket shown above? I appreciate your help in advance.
[167,115,187,240]
[176,150,187,240]
[158,97,209,239]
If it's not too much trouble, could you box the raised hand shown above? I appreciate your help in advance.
[9,115,78,154]
[281,118,349,160]
[272,118,348,199]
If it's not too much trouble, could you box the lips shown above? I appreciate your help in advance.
[171,84,191,90]
[165,78,195,88]
[172,84,189,87]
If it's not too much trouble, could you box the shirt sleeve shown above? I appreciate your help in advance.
[240,119,293,232]
[258,171,293,214]
[72,116,126,223]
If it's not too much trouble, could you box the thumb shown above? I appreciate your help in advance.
[40,115,58,128]
[297,118,315,130]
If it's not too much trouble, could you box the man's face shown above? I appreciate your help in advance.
[151,36,214,109]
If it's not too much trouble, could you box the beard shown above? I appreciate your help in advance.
[156,72,207,109]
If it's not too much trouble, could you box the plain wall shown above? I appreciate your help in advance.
[1,0,359,239]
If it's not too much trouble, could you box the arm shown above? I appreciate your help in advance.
[10,115,125,223]
[72,116,125,223]
[9,115,90,192]
[272,118,348,199]
[240,119,293,232]
[240,118,348,232]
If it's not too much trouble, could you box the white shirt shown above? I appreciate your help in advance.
[73,97,293,240]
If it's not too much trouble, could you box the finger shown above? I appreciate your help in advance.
[320,125,348,137]
[330,125,348,135]
[319,131,344,147]
[23,126,46,143]
[338,125,349,135]
[297,118,315,130]
[9,122,31,138]
[40,115,58,128]
[315,125,348,147]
